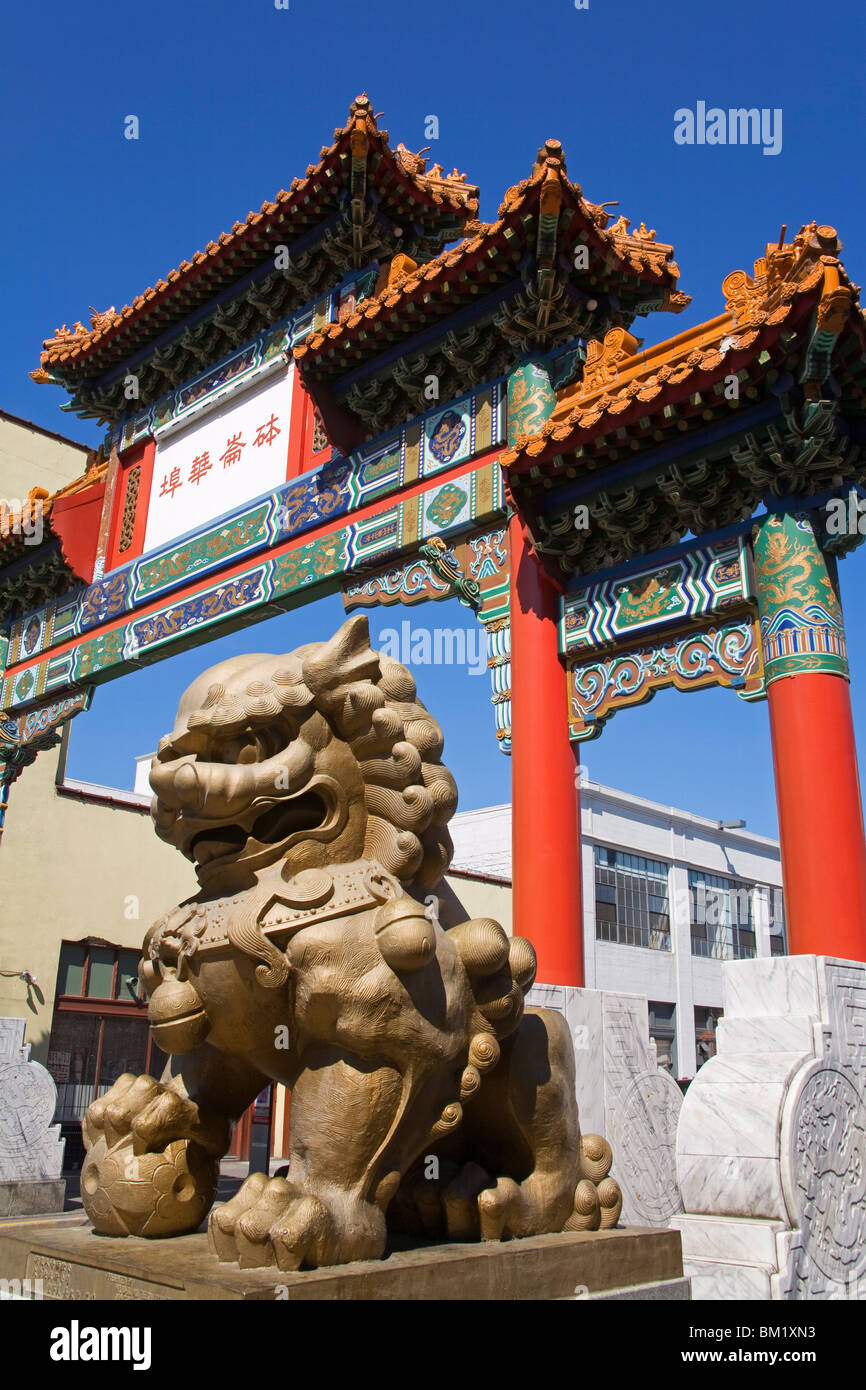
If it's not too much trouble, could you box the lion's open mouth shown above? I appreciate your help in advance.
[189,789,328,868]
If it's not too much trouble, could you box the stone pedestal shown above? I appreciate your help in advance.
[0,1214,685,1300]
[0,1018,65,1215]
[527,984,683,1227]
[672,955,866,1300]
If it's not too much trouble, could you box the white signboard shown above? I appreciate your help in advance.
[143,366,293,555]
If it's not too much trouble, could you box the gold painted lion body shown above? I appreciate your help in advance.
[81,617,619,1268]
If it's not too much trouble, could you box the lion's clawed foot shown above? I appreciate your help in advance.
[208,1173,386,1270]
[564,1134,623,1232]
[83,1072,228,1156]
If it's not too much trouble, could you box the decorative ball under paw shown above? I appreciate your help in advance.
[81,1135,218,1237]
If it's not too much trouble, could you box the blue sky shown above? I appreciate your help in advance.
[4,0,866,836]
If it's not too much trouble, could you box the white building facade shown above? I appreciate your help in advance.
[448,782,785,1083]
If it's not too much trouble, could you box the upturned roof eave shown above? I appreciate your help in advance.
[501,242,859,477]
[36,96,479,381]
[294,171,683,382]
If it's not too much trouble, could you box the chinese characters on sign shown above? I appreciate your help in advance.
[157,415,283,498]
[143,370,292,555]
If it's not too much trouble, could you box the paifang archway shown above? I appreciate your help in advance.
[503,230,866,972]
[2,98,866,988]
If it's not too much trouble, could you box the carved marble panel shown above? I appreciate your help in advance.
[674,956,866,1301]
[527,984,683,1227]
[0,1018,65,1182]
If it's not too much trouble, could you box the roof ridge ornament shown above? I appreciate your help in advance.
[581,327,641,393]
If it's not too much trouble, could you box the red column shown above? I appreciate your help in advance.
[509,513,584,985]
[754,509,866,961]
[768,672,866,959]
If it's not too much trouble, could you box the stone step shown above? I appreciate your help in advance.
[583,1276,691,1300]
[671,1213,786,1268]
[685,1258,773,1301]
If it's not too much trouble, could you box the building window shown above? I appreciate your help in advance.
[594,846,671,951]
[46,942,167,1135]
[56,942,145,1003]
[768,886,787,955]
[695,1005,723,1069]
[648,1001,677,1074]
[689,870,756,960]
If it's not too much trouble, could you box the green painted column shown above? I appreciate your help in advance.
[752,510,847,685]
[506,358,557,447]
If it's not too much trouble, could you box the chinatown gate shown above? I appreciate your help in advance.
[3,96,866,1295]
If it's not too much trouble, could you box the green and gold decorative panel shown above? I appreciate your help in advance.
[561,538,753,656]
[134,503,271,602]
[753,511,848,684]
[506,359,556,446]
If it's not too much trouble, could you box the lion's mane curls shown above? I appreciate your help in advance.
[245,615,458,890]
[303,616,457,890]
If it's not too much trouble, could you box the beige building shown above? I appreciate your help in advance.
[1,411,102,1048]
[0,410,90,506]
[0,412,209,1162]
[0,409,113,1046]
[0,734,195,1061]
[0,731,292,1164]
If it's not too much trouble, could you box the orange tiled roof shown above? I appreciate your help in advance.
[295,139,684,373]
[36,96,478,377]
[502,223,864,469]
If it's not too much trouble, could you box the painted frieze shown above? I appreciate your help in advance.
[0,461,505,713]
[134,503,272,603]
[1,411,505,683]
[568,618,766,741]
[343,526,508,621]
[343,556,452,610]
[342,526,511,753]
[561,537,753,657]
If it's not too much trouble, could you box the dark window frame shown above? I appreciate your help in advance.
[593,845,672,952]
[49,941,163,1126]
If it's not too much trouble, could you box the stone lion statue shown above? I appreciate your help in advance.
[81,615,620,1269]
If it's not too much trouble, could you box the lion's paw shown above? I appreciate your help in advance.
[80,1075,220,1237]
[208,1173,385,1270]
